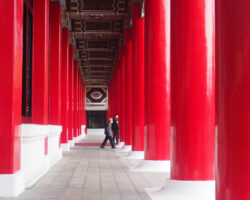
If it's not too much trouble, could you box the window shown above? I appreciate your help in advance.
[22,0,33,119]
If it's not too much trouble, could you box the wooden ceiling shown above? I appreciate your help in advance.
[62,0,132,86]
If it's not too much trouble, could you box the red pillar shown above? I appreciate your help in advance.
[111,80,113,118]
[107,81,112,120]
[113,68,118,115]
[132,4,144,152]
[82,83,86,127]
[74,61,79,138]
[0,0,23,175]
[49,2,61,125]
[78,70,81,136]
[171,0,215,181]
[81,81,85,129]
[116,62,121,117]
[110,73,114,119]
[119,47,126,142]
[125,30,133,146]
[79,74,82,135]
[216,1,250,199]
[144,0,170,161]
[81,82,84,126]
[68,46,74,142]
[33,0,50,124]
[112,71,117,117]
[60,29,69,145]
[79,78,82,134]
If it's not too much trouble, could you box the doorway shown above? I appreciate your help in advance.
[87,111,106,128]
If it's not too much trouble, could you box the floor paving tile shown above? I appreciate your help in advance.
[1,135,168,200]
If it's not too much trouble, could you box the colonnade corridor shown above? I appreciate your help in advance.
[2,134,166,200]
[2,0,250,199]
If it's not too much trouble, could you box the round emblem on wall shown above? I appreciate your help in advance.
[86,88,107,103]
[90,91,102,100]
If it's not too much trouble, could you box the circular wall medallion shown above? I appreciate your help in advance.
[90,91,102,100]
[86,88,107,103]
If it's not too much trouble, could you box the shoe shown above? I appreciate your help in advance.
[112,146,116,149]
[100,146,104,149]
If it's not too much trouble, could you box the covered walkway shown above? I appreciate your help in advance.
[3,135,166,200]
[2,0,250,199]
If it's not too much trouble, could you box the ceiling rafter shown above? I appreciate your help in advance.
[64,0,131,86]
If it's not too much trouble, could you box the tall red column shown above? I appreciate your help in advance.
[74,61,79,138]
[81,78,84,133]
[113,68,118,115]
[60,29,69,147]
[107,80,112,120]
[33,0,50,124]
[0,0,24,196]
[119,47,126,143]
[81,82,84,127]
[78,70,81,136]
[132,4,144,153]
[110,72,114,118]
[110,69,118,118]
[144,0,170,161]
[49,2,61,125]
[171,0,215,181]
[68,46,74,144]
[125,30,133,147]
[82,82,86,128]
[0,0,23,174]
[146,0,216,198]
[216,1,250,199]
[79,78,82,134]
[116,62,121,117]
[79,74,83,135]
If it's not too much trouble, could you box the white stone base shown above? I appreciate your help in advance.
[69,140,75,147]
[116,142,125,148]
[81,125,86,134]
[121,151,144,159]
[145,180,215,200]
[21,124,50,188]
[73,137,79,143]
[77,135,81,141]
[25,155,49,189]
[48,148,62,168]
[0,123,63,197]
[0,171,24,197]
[76,135,80,141]
[79,134,86,140]
[48,125,63,167]
[61,143,70,151]
[130,160,171,173]
[117,145,132,152]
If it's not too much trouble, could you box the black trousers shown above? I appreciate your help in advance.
[101,135,115,148]
[113,131,119,144]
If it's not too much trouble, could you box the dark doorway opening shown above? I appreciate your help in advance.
[87,111,106,128]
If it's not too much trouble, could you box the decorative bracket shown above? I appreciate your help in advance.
[69,32,76,47]
[62,12,72,30]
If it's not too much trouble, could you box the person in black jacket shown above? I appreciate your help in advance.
[100,118,115,149]
[112,114,120,144]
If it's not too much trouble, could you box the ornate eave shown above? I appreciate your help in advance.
[63,0,130,86]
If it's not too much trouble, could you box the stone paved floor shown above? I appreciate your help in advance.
[2,135,168,200]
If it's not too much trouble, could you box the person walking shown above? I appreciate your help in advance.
[112,114,120,144]
[100,118,116,149]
